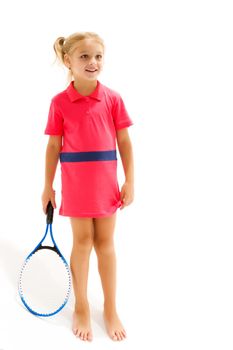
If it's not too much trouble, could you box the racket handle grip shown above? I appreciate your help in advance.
[46,201,54,224]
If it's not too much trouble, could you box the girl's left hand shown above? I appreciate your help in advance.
[120,181,134,209]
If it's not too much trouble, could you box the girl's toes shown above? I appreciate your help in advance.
[116,331,122,340]
[111,332,117,341]
[121,331,126,338]
[79,331,84,340]
[119,332,124,340]
[87,332,93,341]
[76,330,81,338]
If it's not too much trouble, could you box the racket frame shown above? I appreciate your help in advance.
[18,201,71,317]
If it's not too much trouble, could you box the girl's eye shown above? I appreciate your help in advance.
[80,54,102,59]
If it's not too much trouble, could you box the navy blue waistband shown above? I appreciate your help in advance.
[60,150,117,162]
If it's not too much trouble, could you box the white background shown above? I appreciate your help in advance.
[0,0,232,349]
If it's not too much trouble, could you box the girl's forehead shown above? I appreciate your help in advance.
[73,39,103,53]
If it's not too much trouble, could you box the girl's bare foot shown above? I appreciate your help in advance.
[72,303,93,341]
[103,306,127,341]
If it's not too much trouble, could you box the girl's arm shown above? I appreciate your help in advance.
[44,136,62,187]
[116,128,134,208]
[41,136,62,213]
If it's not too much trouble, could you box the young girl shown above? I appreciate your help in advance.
[41,32,134,342]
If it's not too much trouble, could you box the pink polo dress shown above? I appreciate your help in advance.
[44,80,133,217]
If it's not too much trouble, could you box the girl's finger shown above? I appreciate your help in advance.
[43,203,48,214]
[51,199,56,209]
[120,199,126,209]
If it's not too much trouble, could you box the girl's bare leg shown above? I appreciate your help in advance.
[93,212,127,341]
[70,217,94,341]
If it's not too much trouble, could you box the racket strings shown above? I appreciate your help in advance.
[18,248,71,316]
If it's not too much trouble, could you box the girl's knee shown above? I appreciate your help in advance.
[70,217,94,249]
[94,238,114,255]
[73,233,93,249]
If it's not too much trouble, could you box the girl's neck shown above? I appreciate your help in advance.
[73,79,98,96]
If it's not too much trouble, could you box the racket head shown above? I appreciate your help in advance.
[18,201,71,317]
[18,244,71,317]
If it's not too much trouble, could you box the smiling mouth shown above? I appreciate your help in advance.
[85,69,98,72]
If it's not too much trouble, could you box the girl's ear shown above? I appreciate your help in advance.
[64,53,71,69]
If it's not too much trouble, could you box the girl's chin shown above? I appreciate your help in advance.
[73,73,100,81]
[84,74,99,80]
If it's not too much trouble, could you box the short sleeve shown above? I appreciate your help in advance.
[112,94,133,130]
[44,99,63,135]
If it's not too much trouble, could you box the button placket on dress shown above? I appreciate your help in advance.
[85,97,91,121]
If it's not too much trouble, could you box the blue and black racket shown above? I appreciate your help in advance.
[18,201,71,317]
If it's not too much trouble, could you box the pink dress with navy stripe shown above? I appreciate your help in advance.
[44,80,133,217]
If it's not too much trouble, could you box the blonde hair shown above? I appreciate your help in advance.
[53,31,105,84]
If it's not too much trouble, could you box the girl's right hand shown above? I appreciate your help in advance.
[41,186,57,214]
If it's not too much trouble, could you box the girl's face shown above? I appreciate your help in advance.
[64,39,104,81]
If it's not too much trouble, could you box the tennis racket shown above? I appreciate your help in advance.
[18,201,71,317]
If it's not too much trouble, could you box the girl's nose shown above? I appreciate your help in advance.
[89,57,97,64]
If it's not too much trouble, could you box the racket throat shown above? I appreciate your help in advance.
[37,245,57,253]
